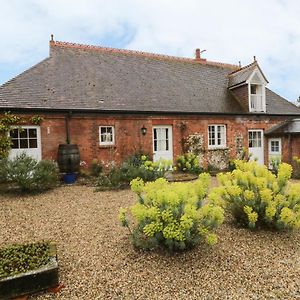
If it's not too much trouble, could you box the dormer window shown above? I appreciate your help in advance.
[250,84,264,112]
[248,69,267,113]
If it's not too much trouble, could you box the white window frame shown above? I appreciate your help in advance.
[247,68,267,113]
[9,126,42,161]
[268,138,282,169]
[99,126,115,146]
[208,125,226,149]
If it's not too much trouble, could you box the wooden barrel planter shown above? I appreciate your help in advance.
[57,144,80,173]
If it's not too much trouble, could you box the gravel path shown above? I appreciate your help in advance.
[0,183,299,299]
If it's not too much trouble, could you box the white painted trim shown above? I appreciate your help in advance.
[268,138,282,169]
[246,67,268,85]
[246,67,267,113]
[9,126,42,161]
[248,129,264,165]
[208,124,227,149]
[99,126,115,146]
[152,125,173,162]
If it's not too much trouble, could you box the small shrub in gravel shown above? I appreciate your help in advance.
[0,242,51,279]
[96,154,172,190]
[0,153,59,193]
[119,174,224,251]
[211,160,300,230]
[176,153,202,174]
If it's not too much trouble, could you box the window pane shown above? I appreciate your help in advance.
[10,129,19,138]
[19,129,28,138]
[154,140,157,151]
[106,127,112,134]
[251,85,257,94]
[29,129,37,138]
[154,129,157,140]
[20,139,28,148]
[166,139,169,151]
[29,139,37,148]
[11,139,19,149]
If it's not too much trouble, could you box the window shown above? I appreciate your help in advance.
[99,126,115,146]
[270,140,279,152]
[208,125,226,148]
[248,130,262,148]
[153,127,169,152]
[10,128,38,149]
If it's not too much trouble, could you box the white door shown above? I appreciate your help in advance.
[248,130,264,164]
[153,126,173,162]
[9,126,42,161]
[268,138,281,168]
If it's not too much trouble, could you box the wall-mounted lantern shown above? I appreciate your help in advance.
[141,125,147,136]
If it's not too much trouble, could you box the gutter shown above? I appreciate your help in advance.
[1,107,300,118]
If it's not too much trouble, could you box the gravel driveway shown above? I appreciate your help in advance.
[0,184,299,299]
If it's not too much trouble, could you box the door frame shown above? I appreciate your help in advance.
[152,125,173,162]
[268,137,282,168]
[248,129,264,165]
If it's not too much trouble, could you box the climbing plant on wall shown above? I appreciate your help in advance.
[0,112,23,159]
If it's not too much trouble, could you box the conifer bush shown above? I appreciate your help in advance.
[0,153,58,192]
[211,160,300,230]
[119,174,224,251]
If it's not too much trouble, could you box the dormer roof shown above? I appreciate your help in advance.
[228,61,268,88]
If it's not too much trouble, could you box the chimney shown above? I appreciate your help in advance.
[195,48,201,60]
[49,34,55,57]
[195,48,206,61]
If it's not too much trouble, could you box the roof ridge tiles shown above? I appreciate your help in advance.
[228,61,257,76]
[50,40,239,70]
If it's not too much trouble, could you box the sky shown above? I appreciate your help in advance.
[1,0,300,102]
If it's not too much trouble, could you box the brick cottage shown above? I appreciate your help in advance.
[0,37,300,170]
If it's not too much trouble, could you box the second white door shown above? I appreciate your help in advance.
[153,126,173,162]
[248,129,264,165]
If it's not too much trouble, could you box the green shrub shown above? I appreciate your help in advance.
[0,242,51,279]
[119,174,224,251]
[269,155,281,175]
[211,160,300,230]
[176,153,202,174]
[292,156,300,179]
[0,153,59,192]
[95,154,172,190]
[90,159,103,177]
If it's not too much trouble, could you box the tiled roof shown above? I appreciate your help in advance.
[228,61,268,88]
[0,41,299,115]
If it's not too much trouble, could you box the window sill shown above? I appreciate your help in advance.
[208,147,228,151]
[99,144,116,149]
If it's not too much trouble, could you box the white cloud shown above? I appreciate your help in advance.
[0,0,300,101]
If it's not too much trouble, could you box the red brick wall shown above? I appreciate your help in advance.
[4,113,299,167]
[34,113,298,168]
